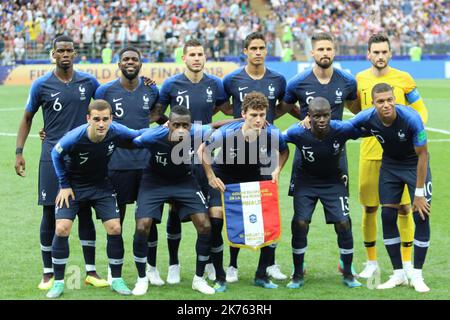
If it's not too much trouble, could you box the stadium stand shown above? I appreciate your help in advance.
[0,0,448,64]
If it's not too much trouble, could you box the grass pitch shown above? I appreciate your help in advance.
[0,80,449,300]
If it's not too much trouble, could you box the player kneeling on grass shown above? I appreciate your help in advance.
[129,105,215,296]
[199,91,289,291]
[282,97,364,289]
[47,100,143,298]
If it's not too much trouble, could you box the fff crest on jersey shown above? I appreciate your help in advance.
[398,130,407,141]
[143,94,150,110]
[107,142,115,156]
[335,88,343,104]
[333,140,341,155]
[268,84,276,100]
[206,86,213,103]
[79,85,86,101]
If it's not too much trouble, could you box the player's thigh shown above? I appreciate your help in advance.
[91,195,121,223]
[173,178,208,222]
[55,198,81,221]
[319,183,350,224]
[359,159,381,206]
[135,177,167,222]
[401,165,433,206]
[38,161,59,206]
[293,188,317,223]
[379,166,405,205]
[108,169,143,205]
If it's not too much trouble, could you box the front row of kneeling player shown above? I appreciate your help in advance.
[45,86,431,298]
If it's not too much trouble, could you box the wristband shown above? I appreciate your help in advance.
[415,188,424,197]
[15,147,23,155]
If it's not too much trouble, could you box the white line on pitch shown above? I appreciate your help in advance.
[0,108,23,112]
[0,132,39,138]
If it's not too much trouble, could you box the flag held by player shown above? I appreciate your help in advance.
[222,181,281,250]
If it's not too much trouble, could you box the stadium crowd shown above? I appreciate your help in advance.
[270,0,449,56]
[0,0,449,65]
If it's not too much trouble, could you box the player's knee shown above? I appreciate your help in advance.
[55,222,71,237]
[292,219,309,234]
[364,206,378,214]
[109,224,122,235]
[209,207,223,219]
[334,220,351,234]
[398,204,411,215]
[196,220,211,235]
[135,219,151,235]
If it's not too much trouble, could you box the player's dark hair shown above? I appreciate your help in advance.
[368,33,391,51]
[241,91,268,113]
[244,32,265,49]
[308,97,331,113]
[170,105,191,119]
[118,46,141,60]
[371,83,393,98]
[53,35,74,49]
[88,99,112,115]
[183,39,204,54]
[311,32,334,46]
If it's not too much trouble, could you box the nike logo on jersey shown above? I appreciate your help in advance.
[238,87,248,91]
[302,146,312,149]
[305,91,315,95]
[79,152,89,155]
[51,92,60,97]
[113,98,123,102]
[178,90,188,95]
[156,152,168,155]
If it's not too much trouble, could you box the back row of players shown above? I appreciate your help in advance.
[15,31,431,298]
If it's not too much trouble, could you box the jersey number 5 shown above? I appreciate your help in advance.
[115,102,124,118]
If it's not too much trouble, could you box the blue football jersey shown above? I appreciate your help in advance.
[283,121,362,184]
[51,122,142,189]
[158,73,227,124]
[223,67,286,124]
[133,124,211,180]
[206,121,287,180]
[95,78,158,170]
[283,68,357,120]
[26,70,100,161]
[349,105,427,168]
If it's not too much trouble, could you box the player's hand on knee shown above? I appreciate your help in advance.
[413,196,431,220]
[56,188,75,209]
[14,155,26,177]
[209,177,225,192]
[39,128,46,141]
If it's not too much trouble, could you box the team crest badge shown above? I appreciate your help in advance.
[79,85,86,101]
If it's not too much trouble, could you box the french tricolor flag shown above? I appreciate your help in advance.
[222,181,281,250]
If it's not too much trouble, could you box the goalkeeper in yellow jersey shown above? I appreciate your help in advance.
[355,33,428,283]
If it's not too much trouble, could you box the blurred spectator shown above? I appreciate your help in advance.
[0,0,448,63]
[281,42,294,62]
[101,43,113,64]
[14,33,26,62]
[79,55,91,64]
[1,48,15,66]
[409,43,422,62]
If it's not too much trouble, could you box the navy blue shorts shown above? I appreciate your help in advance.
[135,173,208,222]
[288,147,348,196]
[38,161,59,206]
[108,169,143,205]
[293,180,350,224]
[379,163,432,205]
[55,181,119,222]
[192,164,210,197]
